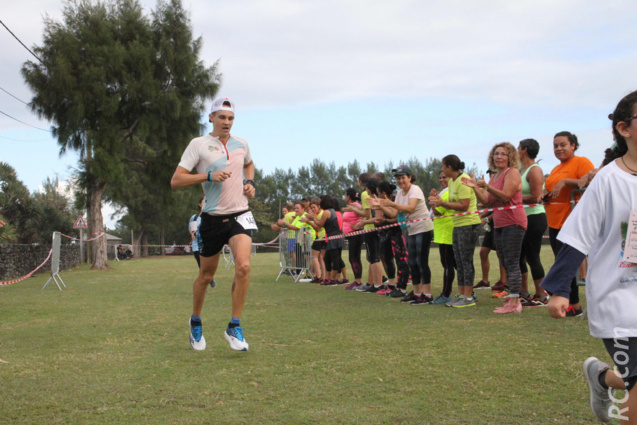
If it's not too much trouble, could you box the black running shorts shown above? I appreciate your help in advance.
[199,211,253,257]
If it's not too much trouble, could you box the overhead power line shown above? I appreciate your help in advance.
[0,134,49,142]
[0,86,29,105]
[0,19,43,64]
[0,110,51,132]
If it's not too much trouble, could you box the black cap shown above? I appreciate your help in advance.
[392,165,412,176]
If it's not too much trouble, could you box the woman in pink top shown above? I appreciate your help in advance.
[342,188,364,289]
[463,142,527,314]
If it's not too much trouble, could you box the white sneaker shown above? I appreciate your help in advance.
[224,327,249,351]
[189,319,206,351]
[583,357,612,422]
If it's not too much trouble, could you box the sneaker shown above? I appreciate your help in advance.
[189,319,206,351]
[491,280,507,292]
[356,283,372,292]
[322,279,338,286]
[400,291,419,303]
[210,278,217,289]
[431,294,453,305]
[531,294,549,306]
[340,278,349,285]
[345,282,361,290]
[451,296,476,308]
[376,286,393,296]
[520,297,537,307]
[445,295,464,307]
[389,288,407,298]
[363,284,385,293]
[472,292,478,302]
[411,294,434,305]
[565,305,584,317]
[492,289,510,298]
[473,280,491,290]
[583,357,612,422]
[224,326,249,351]
[493,299,522,314]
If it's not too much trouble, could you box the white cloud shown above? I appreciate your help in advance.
[1,0,634,196]
[189,0,635,109]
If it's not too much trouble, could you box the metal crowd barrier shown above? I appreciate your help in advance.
[221,244,258,269]
[276,228,313,282]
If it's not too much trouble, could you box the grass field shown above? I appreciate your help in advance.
[0,246,616,424]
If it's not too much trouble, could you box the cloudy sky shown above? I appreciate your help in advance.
[1,0,634,226]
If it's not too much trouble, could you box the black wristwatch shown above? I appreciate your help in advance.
[244,179,255,187]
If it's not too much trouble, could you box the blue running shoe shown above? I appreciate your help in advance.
[189,319,206,351]
[224,326,249,351]
[431,294,453,305]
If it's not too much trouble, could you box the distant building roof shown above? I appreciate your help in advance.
[105,233,122,242]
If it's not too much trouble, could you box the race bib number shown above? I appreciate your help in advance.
[236,211,258,230]
[624,211,637,264]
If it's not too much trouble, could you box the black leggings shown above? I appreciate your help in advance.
[325,248,343,272]
[453,224,480,287]
[549,227,580,305]
[603,337,637,392]
[365,232,380,264]
[379,230,396,279]
[381,228,410,289]
[519,213,547,280]
[406,231,432,285]
[438,244,456,297]
[494,225,526,296]
[347,235,363,279]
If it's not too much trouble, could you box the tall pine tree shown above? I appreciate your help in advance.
[22,0,219,267]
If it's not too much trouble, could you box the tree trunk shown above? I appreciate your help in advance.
[142,232,149,257]
[133,231,143,258]
[88,179,109,270]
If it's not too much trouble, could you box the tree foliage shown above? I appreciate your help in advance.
[22,0,219,266]
[0,163,78,244]
[0,162,37,243]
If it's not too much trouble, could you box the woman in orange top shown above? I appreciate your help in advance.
[544,131,594,316]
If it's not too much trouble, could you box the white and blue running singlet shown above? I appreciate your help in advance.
[178,134,252,215]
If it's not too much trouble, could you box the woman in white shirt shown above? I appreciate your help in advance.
[542,90,637,423]
[369,165,434,305]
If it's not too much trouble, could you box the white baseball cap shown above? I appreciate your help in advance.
[210,97,236,114]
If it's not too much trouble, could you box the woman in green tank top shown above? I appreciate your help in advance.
[517,139,549,306]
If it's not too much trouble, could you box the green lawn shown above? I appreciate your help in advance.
[0,247,613,424]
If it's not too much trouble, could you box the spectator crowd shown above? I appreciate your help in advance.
[271,133,600,315]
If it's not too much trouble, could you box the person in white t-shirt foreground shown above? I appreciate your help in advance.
[369,165,434,305]
[171,97,256,353]
[541,90,637,424]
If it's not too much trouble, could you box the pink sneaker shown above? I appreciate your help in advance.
[376,287,392,296]
[493,298,509,313]
[494,299,522,314]
[345,282,361,290]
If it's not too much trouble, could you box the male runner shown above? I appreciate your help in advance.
[171,97,256,352]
